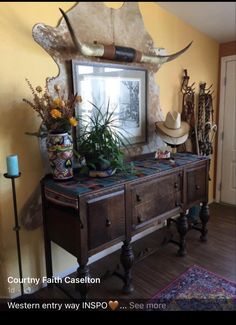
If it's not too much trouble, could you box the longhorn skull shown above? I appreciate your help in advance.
[59,8,192,66]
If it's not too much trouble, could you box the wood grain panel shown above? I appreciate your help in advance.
[87,190,125,249]
[131,172,182,228]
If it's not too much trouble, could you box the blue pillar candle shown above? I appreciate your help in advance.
[6,155,19,176]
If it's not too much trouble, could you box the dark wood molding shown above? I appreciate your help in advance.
[219,41,236,58]
[214,41,236,198]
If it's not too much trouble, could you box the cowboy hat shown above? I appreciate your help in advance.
[155,111,190,138]
[155,111,190,145]
[156,130,189,146]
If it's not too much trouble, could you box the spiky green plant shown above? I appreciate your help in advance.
[76,101,133,173]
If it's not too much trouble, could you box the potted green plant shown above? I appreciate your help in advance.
[77,101,132,177]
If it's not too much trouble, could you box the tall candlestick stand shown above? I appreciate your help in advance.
[4,172,24,296]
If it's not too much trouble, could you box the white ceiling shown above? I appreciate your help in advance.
[157,2,236,43]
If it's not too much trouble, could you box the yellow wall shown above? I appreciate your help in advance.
[0,2,219,298]
[139,2,219,200]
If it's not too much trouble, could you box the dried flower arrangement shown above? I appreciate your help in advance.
[23,79,82,136]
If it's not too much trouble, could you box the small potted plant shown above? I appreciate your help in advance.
[77,101,131,177]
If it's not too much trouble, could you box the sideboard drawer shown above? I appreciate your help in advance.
[87,190,125,250]
[131,172,182,228]
[186,163,207,206]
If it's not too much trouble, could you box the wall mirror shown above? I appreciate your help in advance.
[72,60,147,145]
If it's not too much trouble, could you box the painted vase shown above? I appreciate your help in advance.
[46,132,73,180]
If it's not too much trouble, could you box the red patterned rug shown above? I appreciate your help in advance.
[150,265,236,311]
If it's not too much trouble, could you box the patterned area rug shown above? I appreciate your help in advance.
[150,265,236,311]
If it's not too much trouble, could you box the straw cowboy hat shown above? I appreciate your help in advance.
[155,111,190,145]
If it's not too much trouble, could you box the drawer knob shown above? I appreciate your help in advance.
[174,182,178,189]
[136,194,142,202]
[196,185,200,190]
[106,219,111,227]
[175,202,180,207]
[137,215,145,223]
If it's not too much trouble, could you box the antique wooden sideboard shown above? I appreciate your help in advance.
[41,153,210,299]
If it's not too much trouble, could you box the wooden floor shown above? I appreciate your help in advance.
[34,203,236,301]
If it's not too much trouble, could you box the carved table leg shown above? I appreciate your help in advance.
[120,241,134,293]
[199,202,210,242]
[44,239,53,288]
[41,183,53,289]
[176,212,188,256]
[76,263,90,300]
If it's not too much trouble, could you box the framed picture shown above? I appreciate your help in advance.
[72,60,147,145]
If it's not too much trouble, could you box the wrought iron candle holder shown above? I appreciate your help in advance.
[4,172,24,296]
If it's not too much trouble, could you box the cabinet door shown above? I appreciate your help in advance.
[186,163,208,206]
[131,172,182,229]
[86,190,125,250]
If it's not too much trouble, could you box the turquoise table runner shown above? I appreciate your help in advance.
[43,153,207,209]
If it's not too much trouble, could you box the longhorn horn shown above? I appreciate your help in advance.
[59,8,105,57]
[140,41,192,65]
[60,8,192,65]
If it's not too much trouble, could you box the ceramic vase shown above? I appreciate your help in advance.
[46,132,73,180]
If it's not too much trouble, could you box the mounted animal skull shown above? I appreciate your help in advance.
[59,8,192,66]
